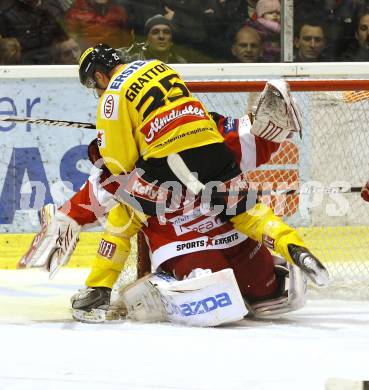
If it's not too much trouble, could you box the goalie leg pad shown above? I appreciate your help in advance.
[119,273,169,323]
[121,269,248,327]
[249,263,307,318]
[251,79,302,142]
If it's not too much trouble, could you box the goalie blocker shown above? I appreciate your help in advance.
[18,204,81,277]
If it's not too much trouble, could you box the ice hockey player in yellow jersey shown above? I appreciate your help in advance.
[81,46,223,175]
[71,43,329,322]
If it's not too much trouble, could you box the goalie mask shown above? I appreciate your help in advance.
[79,44,122,89]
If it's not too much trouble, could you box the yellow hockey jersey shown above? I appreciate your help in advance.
[96,59,223,174]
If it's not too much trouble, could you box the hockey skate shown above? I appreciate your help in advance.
[71,287,127,323]
[18,204,81,277]
[288,244,329,287]
[248,263,307,318]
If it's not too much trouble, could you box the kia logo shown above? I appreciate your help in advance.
[104,95,114,118]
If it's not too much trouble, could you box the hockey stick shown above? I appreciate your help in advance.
[240,185,362,196]
[167,153,362,197]
[0,115,96,129]
[200,184,361,197]
[1,115,362,196]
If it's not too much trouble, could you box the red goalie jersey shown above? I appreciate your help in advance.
[56,113,282,301]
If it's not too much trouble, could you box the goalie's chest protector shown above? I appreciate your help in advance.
[143,208,248,270]
[96,60,223,175]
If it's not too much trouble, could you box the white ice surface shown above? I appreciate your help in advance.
[0,269,369,390]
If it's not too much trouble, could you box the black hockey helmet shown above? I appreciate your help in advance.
[79,43,122,88]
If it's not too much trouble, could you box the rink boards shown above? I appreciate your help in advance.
[1,227,369,284]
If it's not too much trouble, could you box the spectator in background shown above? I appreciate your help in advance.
[0,37,21,64]
[294,0,360,59]
[161,0,250,62]
[119,0,163,40]
[324,0,357,58]
[248,0,281,62]
[65,0,133,51]
[231,25,264,62]
[120,14,186,63]
[52,35,82,64]
[340,7,369,60]
[162,1,210,62]
[294,22,329,61]
[0,0,65,64]
[199,0,249,62]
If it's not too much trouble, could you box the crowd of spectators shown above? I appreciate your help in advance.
[1,0,369,65]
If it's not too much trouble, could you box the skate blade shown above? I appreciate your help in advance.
[72,308,127,324]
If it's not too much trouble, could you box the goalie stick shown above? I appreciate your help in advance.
[238,185,362,196]
[0,115,96,129]
[1,116,362,195]
[167,153,362,197]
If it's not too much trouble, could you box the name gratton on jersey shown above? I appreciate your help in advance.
[97,59,223,173]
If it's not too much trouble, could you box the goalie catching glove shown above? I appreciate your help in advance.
[251,79,302,142]
[18,204,81,277]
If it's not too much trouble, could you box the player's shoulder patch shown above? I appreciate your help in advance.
[96,129,105,148]
[223,117,239,134]
[100,93,119,120]
[109,60,149,91]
